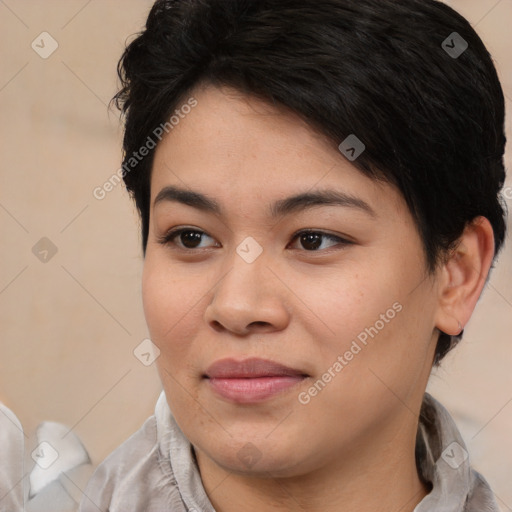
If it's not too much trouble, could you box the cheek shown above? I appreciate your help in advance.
[141,257,207,362]
[310,266,399,340]
[141,258,181,343]
[142,261,162,334]
[306,256,425,389]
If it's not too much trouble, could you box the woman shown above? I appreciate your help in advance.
[80,0,507,510]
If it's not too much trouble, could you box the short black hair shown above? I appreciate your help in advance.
[112,0,507,366]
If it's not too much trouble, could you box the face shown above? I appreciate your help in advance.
[142,83,440,478]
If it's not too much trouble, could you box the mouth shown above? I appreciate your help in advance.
[203,357,309,403]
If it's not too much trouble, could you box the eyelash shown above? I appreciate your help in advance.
[156,227,353,253]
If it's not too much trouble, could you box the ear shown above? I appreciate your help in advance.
[434,216,495,336]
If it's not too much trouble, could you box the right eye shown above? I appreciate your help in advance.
[157,227,219,251]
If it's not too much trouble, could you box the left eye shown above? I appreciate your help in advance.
[157,228,351,252]
[289,230,351,251]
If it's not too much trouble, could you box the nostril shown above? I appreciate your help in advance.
[210,320,224,332]
[249,321,271,329]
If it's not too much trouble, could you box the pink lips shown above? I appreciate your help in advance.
[204,357,308,403]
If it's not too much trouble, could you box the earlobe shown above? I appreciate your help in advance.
[434,216,495,336]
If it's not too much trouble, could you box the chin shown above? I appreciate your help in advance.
[200,436,309,477]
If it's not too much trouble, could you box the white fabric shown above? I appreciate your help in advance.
[79,391,501,512]
[29,422,90,497]
[0,403,92,512]
[0,403,24,511]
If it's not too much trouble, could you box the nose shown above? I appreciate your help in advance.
[203,246,291,336]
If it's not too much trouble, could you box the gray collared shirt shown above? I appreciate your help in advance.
[77,391,500,512]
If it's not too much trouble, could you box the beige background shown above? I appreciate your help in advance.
[0,0,511,508]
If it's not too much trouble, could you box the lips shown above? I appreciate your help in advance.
[204,357,308,403]
[204,357,307,379]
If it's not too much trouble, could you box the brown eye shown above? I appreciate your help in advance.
[157,228,217,250]
[289,230,352,251]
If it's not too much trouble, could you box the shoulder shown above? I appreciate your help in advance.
[79,414,185,512]
[85,413,160,484]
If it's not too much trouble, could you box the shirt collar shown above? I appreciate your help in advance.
[413,392,500,512]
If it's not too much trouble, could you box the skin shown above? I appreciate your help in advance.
[142,82,495,512]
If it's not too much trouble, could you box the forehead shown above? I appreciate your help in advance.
[150,84,404,219]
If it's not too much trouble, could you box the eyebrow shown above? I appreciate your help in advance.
[153,185,377,219]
